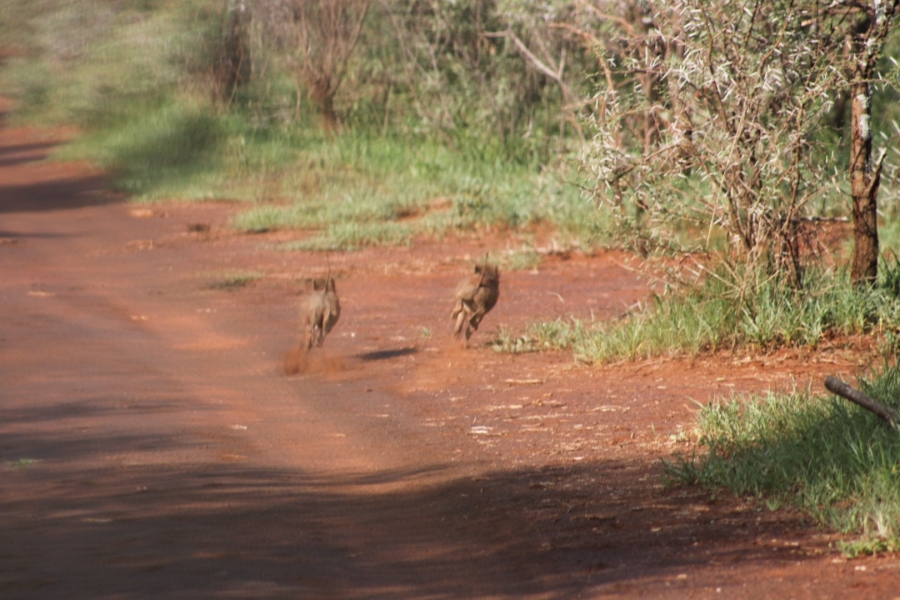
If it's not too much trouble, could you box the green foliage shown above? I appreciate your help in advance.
[285,221,417,252]
[583,0,900,287]
[368,0,590,165]
[0,1,603,249]
[1,1,220,127]
[667,365,900,554]
[6,0,899,274]
[65,102,229,197]
[2,0,591,164]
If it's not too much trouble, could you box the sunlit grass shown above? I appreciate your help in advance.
[203,270,266,291]
[53,97,604,250]
[495,263,900,361]
[2,1,608,250]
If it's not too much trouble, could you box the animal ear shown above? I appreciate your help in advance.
[313,279,324,291]
[327,278,336,292]
[474,265,483,274]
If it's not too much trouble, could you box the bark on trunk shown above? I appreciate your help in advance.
[849,80,879,286]
[218,0,251,104]
[311,80,339,132]
[825,376,900,431]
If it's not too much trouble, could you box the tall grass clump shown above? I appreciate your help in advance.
[667,365,900,555]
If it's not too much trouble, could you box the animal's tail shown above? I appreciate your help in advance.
[476,253,489,289]
[325,252,333,290]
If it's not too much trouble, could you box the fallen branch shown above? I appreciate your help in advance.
[824,375,900,431]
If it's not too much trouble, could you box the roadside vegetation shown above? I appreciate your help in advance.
[5,0,900,553]
[667,364,900,556]
[492,260,900,361]
[0,0,607,250]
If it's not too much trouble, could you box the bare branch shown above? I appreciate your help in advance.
[825,376,900,431]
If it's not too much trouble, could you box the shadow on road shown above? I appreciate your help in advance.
[356,346,419,361]
[0,142,60,168]
[1,402,817,599]
[0,135,118,215]
[0,174,116,214]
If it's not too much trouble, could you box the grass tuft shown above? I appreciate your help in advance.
[492,319,587,354]
[203,270,265,291]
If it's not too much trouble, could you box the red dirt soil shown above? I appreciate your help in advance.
[2,103,900,599]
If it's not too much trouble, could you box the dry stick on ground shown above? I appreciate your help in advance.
[824,375,900,431]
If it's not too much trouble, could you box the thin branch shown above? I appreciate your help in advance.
[484,30,570,94]
[484,29,583,140]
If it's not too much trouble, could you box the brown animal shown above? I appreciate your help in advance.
[451,262,500,343]
[301,275,341,350]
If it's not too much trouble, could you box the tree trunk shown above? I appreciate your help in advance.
[849,80,880,286]
[844,1,900,286]
[311,80,339,132]
[217,0,251,104]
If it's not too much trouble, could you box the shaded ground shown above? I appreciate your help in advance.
[2,109,900,599]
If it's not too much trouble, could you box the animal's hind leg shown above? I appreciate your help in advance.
[315,325,326,347]
[304,317,321,350]
[469,311,485,332]
[453,307,469,340]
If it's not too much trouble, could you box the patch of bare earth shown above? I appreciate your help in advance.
[2,112,899,599]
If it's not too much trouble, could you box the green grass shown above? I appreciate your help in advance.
[494,263,900,361]
[203,270,265,291]
[283,221,418,252]
[1,1,217,128]
[4,458,40,470]
[492,319,587,354]
[499,249,543,271]
[666,365,900,555]
[52,97,603,250]
[1,1,607,251]
[227,131,603,250]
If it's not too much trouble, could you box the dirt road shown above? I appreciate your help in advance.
[2,117,899,598]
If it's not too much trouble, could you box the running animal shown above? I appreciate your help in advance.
[451,262,500,344]
[300,275,340,350]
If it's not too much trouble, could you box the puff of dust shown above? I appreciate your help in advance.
[443,340,470,357]
[315,355,347,374]
[283,346,310,375]
[283,347,347,375]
